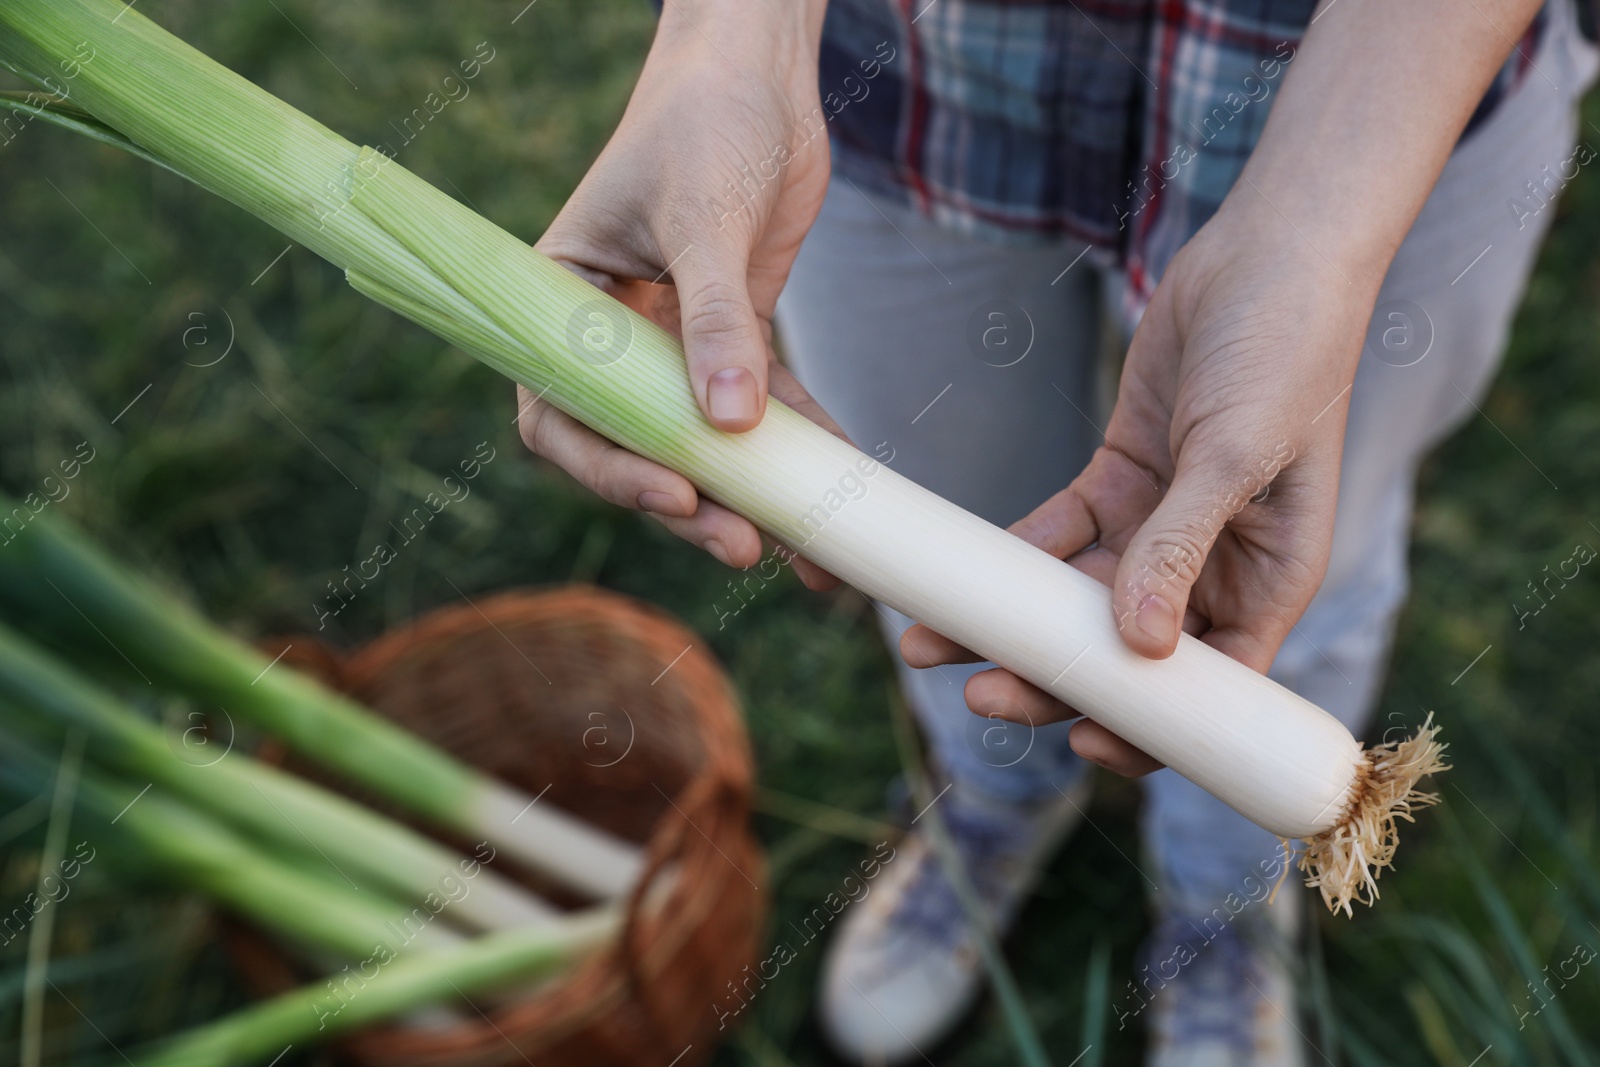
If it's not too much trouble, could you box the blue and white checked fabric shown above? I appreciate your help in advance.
[818,0,1549,306]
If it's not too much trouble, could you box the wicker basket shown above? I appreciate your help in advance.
[230,585,765,1067]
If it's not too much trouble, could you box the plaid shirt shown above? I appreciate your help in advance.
[819,0,1547,306]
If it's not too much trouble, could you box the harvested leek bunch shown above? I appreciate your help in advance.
[0,620,557,933]
[0,499,643,903]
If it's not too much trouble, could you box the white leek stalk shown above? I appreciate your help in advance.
[0,0,1446,913]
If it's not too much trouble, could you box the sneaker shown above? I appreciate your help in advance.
[1143,887,1308,1067]
[818,773,1093,1064]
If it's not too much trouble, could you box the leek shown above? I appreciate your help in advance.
[0,0,1446,913]
[0,734,618,1067]
[0,621,556,933]
[0,503,642,902]
[0,732,460,959]
[140,907,620,1067]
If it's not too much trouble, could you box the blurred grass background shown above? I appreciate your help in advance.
[2,1,1599,1064]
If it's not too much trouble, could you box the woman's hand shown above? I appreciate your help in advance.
[898,0,1541,777]
[901,194,1383,776]
[519,0,840,587]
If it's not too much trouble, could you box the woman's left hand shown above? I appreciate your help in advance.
[899,191,1384,776]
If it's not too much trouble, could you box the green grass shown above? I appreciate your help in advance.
[2,2,1600,1064]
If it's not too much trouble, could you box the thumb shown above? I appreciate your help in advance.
[1111,452,1240,659]
[671,246,769,433]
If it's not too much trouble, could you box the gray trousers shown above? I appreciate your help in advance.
[775,4,1596,904]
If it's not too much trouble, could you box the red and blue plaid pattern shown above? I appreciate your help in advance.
[820,0,1547,306]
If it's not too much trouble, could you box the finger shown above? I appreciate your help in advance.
[764,363,846,593]
[1189,471,1332,675]
[900,623,979,667]
[670,245,770,432]
[517,385,697,517]
[535,183,660,289]
[965,668,1079,726]
[958,645,1164,776]
[1200,622,1283,676]
[758,535,841,591]
[542,210,769,433]
[1109,445,1251,660]
[768,361,851,442]
[1010,483,1100,560]
[897,539,1124,669]
[902,553,1205,666]
[897,494,1099,669]
[1068,719,1165,777]
[787,551,841,591]
[650,496,765,570]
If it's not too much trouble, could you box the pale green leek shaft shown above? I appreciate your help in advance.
[141,908,619,1067]
[0,732,458,959]
[0,619,550,932]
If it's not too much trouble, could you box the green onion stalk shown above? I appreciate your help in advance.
[0,730,460,959]
[0,501,642,902]
[0,621,557,933]
[0,0,1448,913]
[140,906,620,1067]
[0,733,618,1067]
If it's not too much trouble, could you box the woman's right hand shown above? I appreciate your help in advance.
[520,0,839,587]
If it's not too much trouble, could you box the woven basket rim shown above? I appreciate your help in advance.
[229,584,765,1067]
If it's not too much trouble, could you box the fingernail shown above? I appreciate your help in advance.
[637,490,679,515]
[707,367,757,425]
[1135,594,1177,647]
[705,538,733,567]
